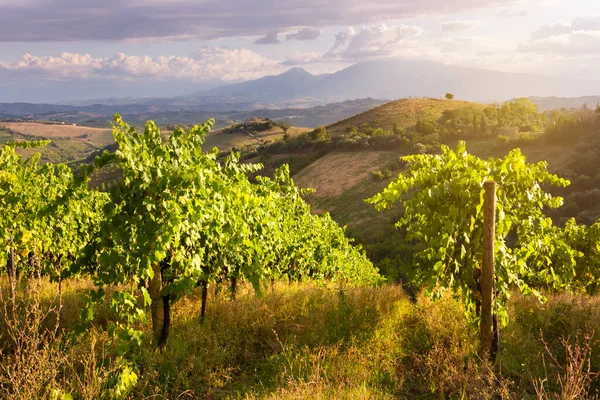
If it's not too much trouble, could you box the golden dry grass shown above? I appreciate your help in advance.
[1,122,113,144]
[1,277,599,399]
[294,151,399,198]
[327,98,485,136]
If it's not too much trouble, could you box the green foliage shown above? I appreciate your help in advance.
[445,93,455,100]
[415,118,439,135]
[559,219,600,294]
[78,114,378,352]
[0,141,107,281]
[309,126,331,142]
[498,98,543,132]
[368,141,572,324]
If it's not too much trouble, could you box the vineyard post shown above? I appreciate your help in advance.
[149,262,169,348]
[200,280,208,324]
[6,246,16,303]
[480,180,496,361]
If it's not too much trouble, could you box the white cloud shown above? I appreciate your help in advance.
[521,31,600,55]
[531,21,571,40]
[524,15,600,55]
[281,52,323,66]
[326,23,423,60]
[441,20,482,34]
[0,48,283,82]
[572,15,600,31]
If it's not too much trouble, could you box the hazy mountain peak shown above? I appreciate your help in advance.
[281,67,312,77]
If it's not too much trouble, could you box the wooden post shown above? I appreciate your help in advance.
[6,248,16,303]
[480,180,496,361]
[200,280,208,324]
[149,262,170,348]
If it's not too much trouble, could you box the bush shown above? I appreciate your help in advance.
[412,143,427,154]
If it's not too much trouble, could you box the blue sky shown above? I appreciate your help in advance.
[1,0,600,102]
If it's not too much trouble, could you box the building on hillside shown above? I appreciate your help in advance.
[244,117,267,128]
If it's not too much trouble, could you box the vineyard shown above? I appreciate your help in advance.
[1,114,600,398]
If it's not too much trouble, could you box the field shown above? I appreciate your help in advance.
[204,126,311,151]
[1,122,113,144]
[0,121,114,164]
[2,278,598,399]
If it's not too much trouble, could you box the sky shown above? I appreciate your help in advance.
[1,0,600,102]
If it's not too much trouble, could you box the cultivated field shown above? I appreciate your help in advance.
[204,126,311,151]
[1,122,113,144]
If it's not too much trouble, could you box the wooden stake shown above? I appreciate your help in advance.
[480,180,496,361]
[200,280,208,324]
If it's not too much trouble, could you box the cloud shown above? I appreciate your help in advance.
[0,48,283,82]
[286,27,321,41]
[0,0,536,42]
[441,20,482,34]
[326,23,423,60]
[520,31,600,55]
[530,15,600,40]
[499,8,529,17]
[281,52,322,66]
[254,30,280,45]
[572,15,600,31]
[531,21,571,40]
[524,15,600,55]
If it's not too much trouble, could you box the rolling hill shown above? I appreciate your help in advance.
[326,97,484,136]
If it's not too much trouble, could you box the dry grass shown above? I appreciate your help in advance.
[0,277,599,399]
[292,150,402,238]
[1,122,113,144]
[294,151,399,198]
[204,127,312,151]
[327,98,485,136]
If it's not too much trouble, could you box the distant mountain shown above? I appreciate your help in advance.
[528,96,600,111]
[3,61,600,120]
[305,59,600,102]
[172,60,600,106]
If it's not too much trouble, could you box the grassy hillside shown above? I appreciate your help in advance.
[204,126,311,151]
[293,151,404,240]
[327,98,484,136]
[0,121,113,164]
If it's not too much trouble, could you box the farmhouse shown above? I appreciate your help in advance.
[244,117,267,128]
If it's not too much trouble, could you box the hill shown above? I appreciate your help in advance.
[528,96,600,111]
[326,97,484,136]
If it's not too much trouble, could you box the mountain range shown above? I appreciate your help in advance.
[2,59,600,121]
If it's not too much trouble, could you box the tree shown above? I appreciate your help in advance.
[393,122,406,136]
[415,119,439,135]
[279,121,291,134]
[368,141,573,326]
[445,93,455,100]
[309,126,331,142]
